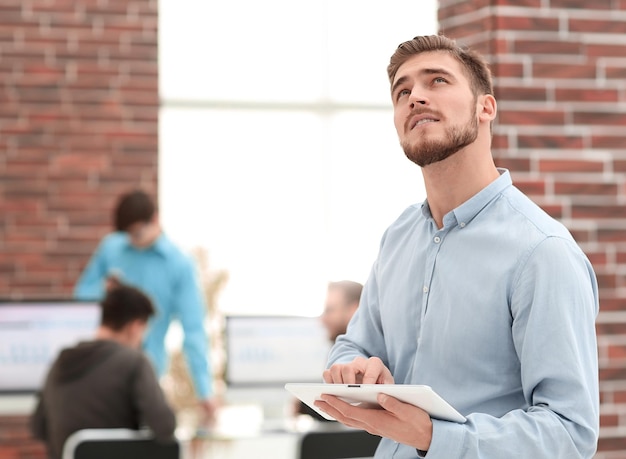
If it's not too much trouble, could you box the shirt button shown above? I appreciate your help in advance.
[460,222,466,228]
[433,236,441,243]
[423,286,429,293]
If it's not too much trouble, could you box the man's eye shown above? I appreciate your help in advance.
[397,89,410,99]
[434,77,447,84]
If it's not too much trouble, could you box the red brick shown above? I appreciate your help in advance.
[574,112,626,126]
[587,44,626,58]
[536,203,564,220]
[593,136,626,149]
[605,65,626,79]
[570,18,626,34]
[533,62,596,79]
[515,40,583,56]
[598,228,626,243]
[438,0,491,22]
[556,88,619,103]
[599,436,626,452]
[514,179,546,196]
[494,86,547,101]
[491,134,509,150]
[573,204,626,219]
[518,135,584,149]
[597,297,626,311]
[498,110,565,126]
[495,15,559,32]
[440,18,493,40]
[494,157,531,172]
[614,160,626,173]
[600,412,620,427]
[571,228,593,244]
[554,181,618,196]
[492,62,524,78]
[585,250,608,266]
[539,159,604,173]
[550,0,612,7]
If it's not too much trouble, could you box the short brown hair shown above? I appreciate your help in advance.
[387,34,493,97]
[100,285,155,331]
[114,190,156,232]
[328,280,363,307]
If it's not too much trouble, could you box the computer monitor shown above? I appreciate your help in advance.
[0,299,101,394]
[224,315,332,387]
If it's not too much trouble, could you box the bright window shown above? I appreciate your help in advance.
[159,1,437,316]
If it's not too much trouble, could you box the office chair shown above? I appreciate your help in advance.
[62,428,180,459]
[299,428,381,459]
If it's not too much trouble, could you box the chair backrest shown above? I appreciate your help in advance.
[62,428,180,459]
[299,429,381,459]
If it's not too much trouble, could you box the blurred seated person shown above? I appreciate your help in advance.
[321,280,363,342]
[296,280,363,421]
[31,285,176,459]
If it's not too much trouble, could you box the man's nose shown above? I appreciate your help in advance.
[409,89,427,109]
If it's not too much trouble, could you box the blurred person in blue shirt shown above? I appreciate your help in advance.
[315,35,599,459]
[74,190,217,425]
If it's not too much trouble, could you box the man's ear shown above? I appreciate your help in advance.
[124,319,146,348]
[478,94,497,122]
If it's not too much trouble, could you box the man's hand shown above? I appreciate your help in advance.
[314,392,433,452]
[197,397,219,429]
[323,356,394,384]
[105,274,123,292]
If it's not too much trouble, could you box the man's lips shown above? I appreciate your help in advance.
[408,113,440,130]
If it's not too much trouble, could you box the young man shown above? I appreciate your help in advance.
[315,35,599,458]
[321,280,363,342]
[31,285,176,459]
[73,190,217,423]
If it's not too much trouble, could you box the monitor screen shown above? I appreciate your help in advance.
[224,315,332,387]
[0,300,101,394]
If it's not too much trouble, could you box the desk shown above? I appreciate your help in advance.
[0,394,36,415]
[178,406,378,459]
[182,431,300,459]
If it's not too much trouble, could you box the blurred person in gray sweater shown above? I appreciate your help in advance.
[31,285,176,459]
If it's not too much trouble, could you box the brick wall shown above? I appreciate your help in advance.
[439,1,626,457]
[0,0,158,457]
[0,0,159,298]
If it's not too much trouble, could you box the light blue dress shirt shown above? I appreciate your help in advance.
[328,169,599,458]
[74,232,212,399]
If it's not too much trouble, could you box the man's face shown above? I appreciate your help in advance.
[391,51,479,167]
[321,288,357,342]
[126,218,159,248]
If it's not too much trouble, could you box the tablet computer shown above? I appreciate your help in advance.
[285,383,466,423]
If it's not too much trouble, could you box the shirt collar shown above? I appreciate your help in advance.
[452,168,512,227]
[420,168,512,228]
[121,232,169,256]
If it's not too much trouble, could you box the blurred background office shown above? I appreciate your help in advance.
[2,0,626,458]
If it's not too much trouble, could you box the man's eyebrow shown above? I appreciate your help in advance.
[391,67,457,96]
[391,75,408,97]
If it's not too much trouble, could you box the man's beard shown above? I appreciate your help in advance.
[401,108,479,168]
